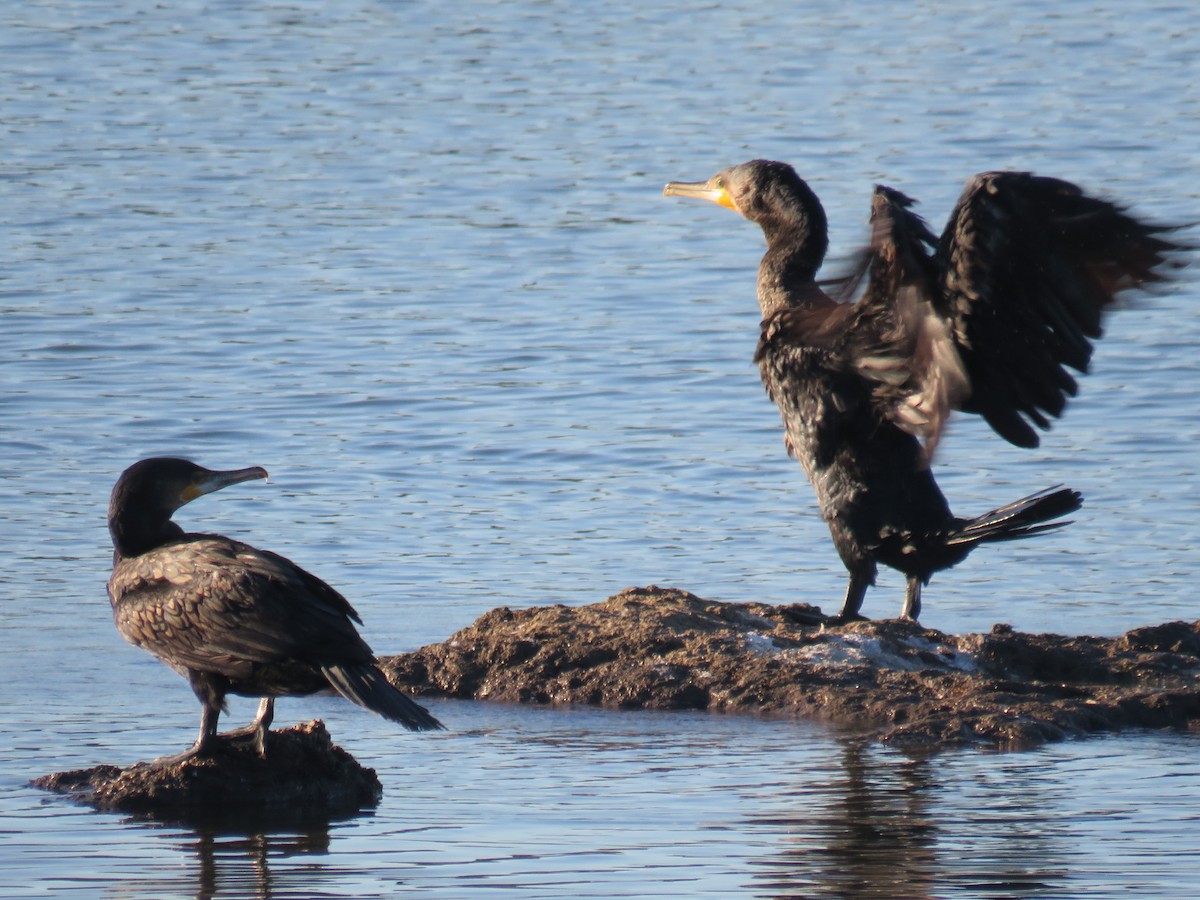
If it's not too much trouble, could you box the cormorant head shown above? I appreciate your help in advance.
[665,158,825,225]
[664,159,829,264]
[108,457,268,558]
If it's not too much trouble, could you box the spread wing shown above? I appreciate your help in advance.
[109,535,374,679]
[818,186,969,460]
[934,171,1181,447]
[830,174,1182,455]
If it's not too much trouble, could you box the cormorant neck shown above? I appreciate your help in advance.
[757,224,827,318]
[109,514,184,560]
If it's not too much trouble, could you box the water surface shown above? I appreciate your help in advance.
[2,0,1199,896]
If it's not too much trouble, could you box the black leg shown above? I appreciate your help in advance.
[253,697,274,758]
[901,577,922,622]
[151,699,221,766]
[219,697,276,758]
[828,569,872,624]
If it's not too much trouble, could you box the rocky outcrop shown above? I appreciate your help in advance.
[382,585,1200,751]
[37,585,1200,822]
[34,720,380,824]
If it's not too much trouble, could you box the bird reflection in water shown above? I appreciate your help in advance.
[189,827,332,900]
[747,741,1067,897]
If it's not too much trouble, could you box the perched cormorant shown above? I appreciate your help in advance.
[664,160,1181,622]
[107,457,443,762]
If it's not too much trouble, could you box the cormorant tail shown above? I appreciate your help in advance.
[947,486,1082,547]
[323,664,445,731]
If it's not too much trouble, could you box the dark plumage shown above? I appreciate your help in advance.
[664,160,1182,622]
[107,457,443,763]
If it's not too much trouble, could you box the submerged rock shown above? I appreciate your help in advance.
[382,585,1200,751]
[34,720,381,824]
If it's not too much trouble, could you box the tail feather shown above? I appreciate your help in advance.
[324,664,445,731]
[947,486,1082,547]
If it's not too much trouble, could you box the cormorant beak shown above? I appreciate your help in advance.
[663,177,738,212]
[181,466,270,505]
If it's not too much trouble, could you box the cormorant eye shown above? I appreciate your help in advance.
[714,177,725,189]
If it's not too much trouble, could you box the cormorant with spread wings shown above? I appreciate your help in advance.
[665,160,1181,622]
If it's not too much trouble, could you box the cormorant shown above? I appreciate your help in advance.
[107,457,443,763]
[664,160,1181,622]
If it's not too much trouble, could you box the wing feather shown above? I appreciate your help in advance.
[822,174,1183,455]
[109,536,374,679]
[935,171,1183,447]
[826,185,970,459]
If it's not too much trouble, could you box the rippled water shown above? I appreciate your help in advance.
[2,0,1199,896]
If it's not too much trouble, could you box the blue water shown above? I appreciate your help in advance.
[2,1,1199,896]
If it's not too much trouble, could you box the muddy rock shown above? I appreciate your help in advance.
[34,720,381,824]
[382,585,1200,751]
